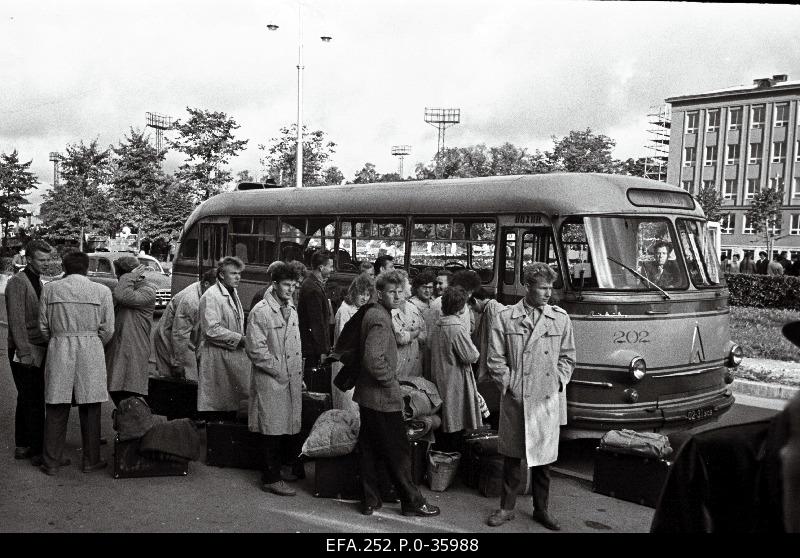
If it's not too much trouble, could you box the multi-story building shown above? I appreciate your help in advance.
[666,74,800,261]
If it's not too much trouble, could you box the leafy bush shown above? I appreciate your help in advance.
[725,273,800,310]
[730,306,800,362]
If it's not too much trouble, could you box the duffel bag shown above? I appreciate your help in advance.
[599,429,672,459]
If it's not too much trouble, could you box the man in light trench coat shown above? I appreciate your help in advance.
[38,251,115,475]
[197,256,250,421]
[486,262,576,530]
[150,269,216,381]
[245,262,304,496]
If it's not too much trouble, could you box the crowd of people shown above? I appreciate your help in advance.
[720,250,800,276]
[2,241,576,529]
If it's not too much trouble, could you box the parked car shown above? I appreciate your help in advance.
[86,251,172,311]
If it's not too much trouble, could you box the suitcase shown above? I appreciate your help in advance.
[146,377,198,420]
[592,447,671,508]
[304,362,332,394]
[113,435,189,479]
[313,452,361,500]
[476,455,532,497]
[460,428,499,488]
[302,391,333,433]
[205,421,264,470]
[410,439,430,485]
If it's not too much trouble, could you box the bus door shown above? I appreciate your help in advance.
[497,225,559,304]
[200,222,228,279]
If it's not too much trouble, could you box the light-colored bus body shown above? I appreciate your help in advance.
[172,174,738,435]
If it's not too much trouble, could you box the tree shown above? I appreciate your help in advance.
[236,170,255,183]
[321,166,345,186]
[259,125,337,187]
[353,162,381,184]
[109,128,168,241]
[146,177,198,241]
[0,150,39,248]
[620,157,648,178]
[379,173,402,183]
[548,128,621,173]
[40,139,112,250]
[694,183,723,222]
[169,107,249,200]
[746,185,785,257]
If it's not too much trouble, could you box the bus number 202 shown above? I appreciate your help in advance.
[612,330,651,344]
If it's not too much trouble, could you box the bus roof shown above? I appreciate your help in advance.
[184,173,703,231]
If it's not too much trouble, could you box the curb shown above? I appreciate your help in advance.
[731,378,800,400]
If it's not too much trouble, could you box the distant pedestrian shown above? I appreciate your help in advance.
[755,251,769,275]
[6,239,52,463]
[11,248,27,272]
[105,256,156,406]
[768,254,785,276]
[729,254,741,274]
[486,263,576,531]
[38,251,114,476]
[197,256,251,421]
[246,263,304,497]
[790,254,800,277]
[740,253,756,274]
[779,251,792,273]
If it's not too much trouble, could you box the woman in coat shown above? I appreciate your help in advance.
[197,257,250,419]
[246,263,303,496]
[429,286,481,452]
[392,270,426,380]
[105,258,156,406]
[330,273,374,412]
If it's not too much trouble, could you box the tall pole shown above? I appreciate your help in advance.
[296,4,304,188]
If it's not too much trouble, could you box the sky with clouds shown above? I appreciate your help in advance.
[2,0,800,205]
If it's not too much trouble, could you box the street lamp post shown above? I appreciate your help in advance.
[268,9,331,188]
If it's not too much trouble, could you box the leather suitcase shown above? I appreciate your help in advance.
[113,435,189,479]
[302,391,333,433]
[304,362,332,394]
[313,452,361,500]
[205,421,264,470]
[146,377,198,420]
[592,447,671,508]
[460,428,499,488]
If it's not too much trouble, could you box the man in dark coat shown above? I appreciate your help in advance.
[354,270,440,518]
[755,251,769,275]
[6,240,52,464]
[297,251,333,366]
[739,253,757,274]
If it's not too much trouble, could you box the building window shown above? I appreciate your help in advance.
[770,177,785,190]
[720,213,735,234]
[681,180,692,192]
[742,215,754,235]
[723,179,737,199]
[770,221,781,235]
[728,107,742,130]
[796,140,800,162]
[795,178,800,199]
[775,103,790,127]
[701,180,715,192]
[726,144,740,165]
[745,178,759,200]
[706,109,720,132]
[751,105,765,129]
[791,214,800,236]
[683,147,696,167]
[704,145,718,166]
[749,142,763,164]
[686,111,699,134]
[772,142,786,163]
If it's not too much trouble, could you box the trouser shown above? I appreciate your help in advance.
[358,407,424,508]
[109,390,143,407]
[260,433,303,484]
[499,456,551,513]
[43,403,102,468]
[9,355,45,455]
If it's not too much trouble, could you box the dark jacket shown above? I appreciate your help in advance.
[353,304,401,413]
[297,274,331,357]
[755,258,769,275]
[739,257,757,274]
[6,268,47,357]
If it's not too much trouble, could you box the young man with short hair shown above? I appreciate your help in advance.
[298,251,333,367]
[373,255,394,277]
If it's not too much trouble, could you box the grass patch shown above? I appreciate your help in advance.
[730,306,800,362]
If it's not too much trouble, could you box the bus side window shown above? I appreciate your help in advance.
[178,224,199,260]
[560,221,597,289]
[279,218,306,262]
[521,229,562,288]
[503,231,516,285]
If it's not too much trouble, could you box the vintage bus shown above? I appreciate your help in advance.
[171,173,741,436]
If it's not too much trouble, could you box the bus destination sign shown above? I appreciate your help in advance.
[514,214,542,224]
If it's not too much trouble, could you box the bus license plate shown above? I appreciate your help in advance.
[686,407,713,421]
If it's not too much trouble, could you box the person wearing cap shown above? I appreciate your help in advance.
[105,256,157,406]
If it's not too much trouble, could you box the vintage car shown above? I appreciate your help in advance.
[86,251,172,311]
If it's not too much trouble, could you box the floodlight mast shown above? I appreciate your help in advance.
[145,112,174,155]
[48,152,62,186]
[424,108,460,178]
[391,145,411,178]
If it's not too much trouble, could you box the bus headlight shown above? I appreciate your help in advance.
[629,357,646,381]
[727,344,743,368]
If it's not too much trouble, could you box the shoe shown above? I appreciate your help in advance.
[14,447,32,460]
[401,502,440,517]
[487,509,516,527]
[361,504,379,516]
[261,480,296,496]
[82,459,108,473]
[40,464,58,476]
[532,510,561,531]
[31,455,71,467]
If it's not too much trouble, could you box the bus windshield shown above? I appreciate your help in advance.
[561,216,689,291]
[676,219,724,287]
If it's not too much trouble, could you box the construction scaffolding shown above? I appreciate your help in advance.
[644,104,671,182]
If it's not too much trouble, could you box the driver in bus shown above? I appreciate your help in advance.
[641,241,679,288]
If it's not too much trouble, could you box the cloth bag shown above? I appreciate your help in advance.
[301,409,361,458]
[112,396,166,441]
[599,429,673,459]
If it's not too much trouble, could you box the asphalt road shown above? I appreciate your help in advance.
[0,323,784,533]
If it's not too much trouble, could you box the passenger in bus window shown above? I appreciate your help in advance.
[641,241,680,288]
